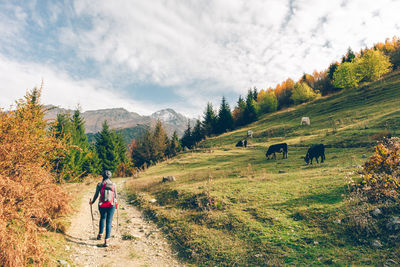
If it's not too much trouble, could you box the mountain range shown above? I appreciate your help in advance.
[44,106,195,139]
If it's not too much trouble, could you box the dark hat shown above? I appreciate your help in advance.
[102,170,112,180]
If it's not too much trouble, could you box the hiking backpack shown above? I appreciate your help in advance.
[99,180,116,207]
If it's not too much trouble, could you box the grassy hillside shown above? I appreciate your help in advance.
[126,70,400,266]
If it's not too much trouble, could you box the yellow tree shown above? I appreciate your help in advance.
[356,49,392,82]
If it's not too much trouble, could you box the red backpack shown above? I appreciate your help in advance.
[99,180,116,207]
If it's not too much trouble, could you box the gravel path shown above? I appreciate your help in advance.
[65,179,183,267]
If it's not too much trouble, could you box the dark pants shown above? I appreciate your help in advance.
[98,206,115,239]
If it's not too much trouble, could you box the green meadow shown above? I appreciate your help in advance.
[127,70,400,265]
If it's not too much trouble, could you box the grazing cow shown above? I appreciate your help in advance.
[236,139,247,147]
[304,144,325,164]
[301,117,311,125]
[266,143,288,159]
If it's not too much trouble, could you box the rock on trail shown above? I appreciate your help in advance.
[65,179,183,267]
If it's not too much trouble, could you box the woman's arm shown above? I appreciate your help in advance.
[89,183,101,204]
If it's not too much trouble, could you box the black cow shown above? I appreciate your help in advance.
[236,139,247,147]
[304,144,325,164]
[265,143,288,159]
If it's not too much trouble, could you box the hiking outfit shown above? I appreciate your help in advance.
[91,173,118,246]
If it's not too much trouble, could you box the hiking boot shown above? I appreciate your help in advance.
[103,239,109,247]
[97,234,102,240]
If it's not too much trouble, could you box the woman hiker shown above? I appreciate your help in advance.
[89,170,118,247]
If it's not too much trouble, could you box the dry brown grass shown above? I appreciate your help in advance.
[0,88,70,266]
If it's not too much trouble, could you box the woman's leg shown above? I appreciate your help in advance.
[98,207,106,236]
[105,206,116,239]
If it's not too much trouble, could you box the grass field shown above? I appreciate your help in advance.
[127,70,400,265]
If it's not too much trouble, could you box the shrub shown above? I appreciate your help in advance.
[359,137,400,202]
[0,88,69,266]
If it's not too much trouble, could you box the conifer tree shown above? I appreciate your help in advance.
[181,121,193,149]
[192,119,205,144]
[202,103,217,136]
[152,120,168,161]
[131,130,152,167]
[70,109,89,175]
[243,90,258,124]
[252,87,258,101]
[167,131,181,157]
[51,109,94,179]
[216,96,234,134]
[233,95,246,127]
[341,47,356,63]
[130,121,170,167]
[95,121,120,173]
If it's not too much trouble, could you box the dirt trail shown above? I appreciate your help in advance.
[65,179,183,267]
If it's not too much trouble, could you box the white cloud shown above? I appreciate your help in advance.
[0,55,158,115]
[1,0,400,117]
[65,0,400,93]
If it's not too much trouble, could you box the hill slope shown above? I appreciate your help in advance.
[127,71,400,265]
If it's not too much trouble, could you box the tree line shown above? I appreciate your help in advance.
[51,109,132,179]
[51,36,400,173]
[179,36,400,149]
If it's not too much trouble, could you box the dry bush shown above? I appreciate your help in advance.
[345,189,379,238]
[0,88,70,266]
[370,130,392,142]
[114,160,136,177]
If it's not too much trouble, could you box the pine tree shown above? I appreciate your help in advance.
[252,87,258,101]
[53,113,72,140]
[233,95,246,127]
[167,131,181,157]
[152,120,168,161]
[95,121,120,173]
[51,109,95,180]
[216,96,234,134]
[202,103,217,136]
[192,119,205,143]
[131,130,152,167]
[130,121,170,167]
[114,132,127,163]
[70,109,89,176]
[341,47,356,63]
[181,122,193,149]
[243,90,258,124]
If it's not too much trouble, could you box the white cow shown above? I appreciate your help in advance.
[301,117,310,125]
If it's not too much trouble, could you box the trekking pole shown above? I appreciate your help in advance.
[89,198,96,237]
[117,203,120,234]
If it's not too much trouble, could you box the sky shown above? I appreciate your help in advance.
[0,0,399,117]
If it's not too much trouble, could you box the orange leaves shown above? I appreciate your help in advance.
[360,138,400,202]
[0,88,70,266]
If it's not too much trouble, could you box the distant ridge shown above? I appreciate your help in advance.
[44,105,195,137]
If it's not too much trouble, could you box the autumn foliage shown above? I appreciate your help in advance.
[0,88,69,266]
[359,137,400,202]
